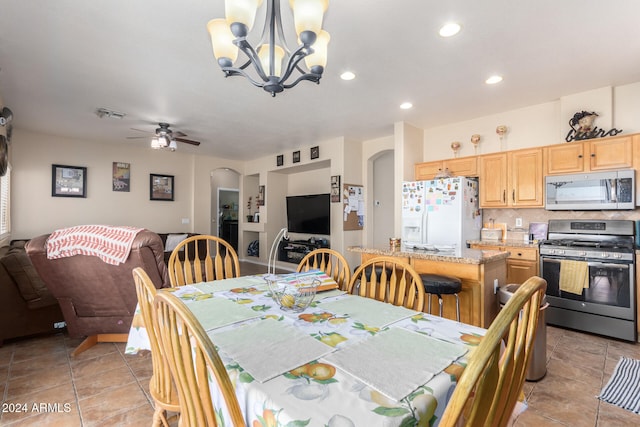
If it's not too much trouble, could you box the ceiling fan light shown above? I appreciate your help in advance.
[304,30,330,69]
[169,140,178,151]
[151,137,161,149]
[157,135,170,147]
[258,44,285,77]
[207,19,239,63]
[225,0,263,31]
[290,0,328,36]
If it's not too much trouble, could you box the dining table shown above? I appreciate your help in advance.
[126,271,488,427]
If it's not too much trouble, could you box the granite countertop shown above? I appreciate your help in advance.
[347,245,510,265]
[467,239,540,249]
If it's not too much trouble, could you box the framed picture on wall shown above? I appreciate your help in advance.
[52,164,87,198]
[112,162,130,192]
[150,173,174,201]
[257,185,265,206]
[330,175,341,202]
[292,150,301,163]
[310,146,320,159]
[276,154,284,167]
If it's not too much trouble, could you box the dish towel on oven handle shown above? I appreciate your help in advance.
[559,260,589,295]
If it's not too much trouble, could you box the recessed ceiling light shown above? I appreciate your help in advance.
[439,22,461,37]
[340,71,356,81]
[485,75,503,85]
[400,102,413,110]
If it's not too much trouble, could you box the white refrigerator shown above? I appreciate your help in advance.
[401,177,482,249]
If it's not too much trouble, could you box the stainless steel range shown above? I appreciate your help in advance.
[539,219,636,342]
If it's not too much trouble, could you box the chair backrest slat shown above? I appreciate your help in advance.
[347,256,424,311]
[439,276,546,427]
[168,235,240,286]
[153,290,246,426]
[296,249,351,291]
[132,267,179,421]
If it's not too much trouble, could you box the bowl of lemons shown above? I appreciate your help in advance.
[265,273,319,312]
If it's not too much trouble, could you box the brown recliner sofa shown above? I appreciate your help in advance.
[26,230,170,355]
[0,240,65,345]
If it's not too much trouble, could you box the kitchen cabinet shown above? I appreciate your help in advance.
[470,244,539,285]
[415,161,442,180]
[415,156,477,180]
[545,134,633,175]
[479,148,544,208]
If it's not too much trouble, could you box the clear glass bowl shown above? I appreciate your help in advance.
[265,274,318,312]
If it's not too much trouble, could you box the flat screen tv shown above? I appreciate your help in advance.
[286,193,330,235]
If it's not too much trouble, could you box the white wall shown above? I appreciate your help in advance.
[421,83,640,162]
[10,128,243,238]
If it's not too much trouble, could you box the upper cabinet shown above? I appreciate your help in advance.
[415,156,477,180]
[478,153,508,207]
[479,148,544,208]
[545,135,633,175]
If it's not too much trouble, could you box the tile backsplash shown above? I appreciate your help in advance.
[483,208,640,234]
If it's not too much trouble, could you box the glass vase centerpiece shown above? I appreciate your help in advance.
[265,227,318,312]
[265,273,319,312]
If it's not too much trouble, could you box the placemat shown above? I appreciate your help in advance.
[323,327,467,401]
[187,297,262,332]
[210,318,335,383]
[195,275,269,292]
[318,295,418,328]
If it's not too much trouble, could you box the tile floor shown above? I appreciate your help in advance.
[1,262,639,426]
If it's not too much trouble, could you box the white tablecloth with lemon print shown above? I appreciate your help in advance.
[126,275,487,427]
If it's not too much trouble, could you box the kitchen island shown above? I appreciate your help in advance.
[348,245,509,328]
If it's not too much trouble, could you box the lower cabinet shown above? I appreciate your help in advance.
[470,244,539,284]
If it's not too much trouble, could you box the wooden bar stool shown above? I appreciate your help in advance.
[420,274,462,321]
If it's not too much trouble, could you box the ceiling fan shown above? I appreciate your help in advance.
[127,122,201,150]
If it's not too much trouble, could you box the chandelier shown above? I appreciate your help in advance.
[207,0,330,97]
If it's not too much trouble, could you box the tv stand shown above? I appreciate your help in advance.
[278,239,330,264]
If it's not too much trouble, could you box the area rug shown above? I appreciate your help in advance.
[597,357,640,414]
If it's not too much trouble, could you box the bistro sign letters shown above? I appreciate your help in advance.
[565,110,622,142]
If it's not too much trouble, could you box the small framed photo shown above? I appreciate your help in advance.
[310,146,320,159]
[150,173,174,201]
[52,164,87,198]
[257,185,265,206]
[292,150,301,163]
[112,162,130,192]
[330,175,341,202]
[276,154,284,167]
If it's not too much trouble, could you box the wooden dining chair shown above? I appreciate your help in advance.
[347,256,424,311]
[296,248,351,290]
[439,276,547,427]
[153,290,246,427]
[167,235,240,287]
[132,267,180,427]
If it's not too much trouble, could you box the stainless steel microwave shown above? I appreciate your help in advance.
[545,170,635,210]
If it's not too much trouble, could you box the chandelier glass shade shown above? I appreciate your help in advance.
[207,0,330,96]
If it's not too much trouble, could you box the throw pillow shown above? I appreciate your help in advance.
[165,233,188,252]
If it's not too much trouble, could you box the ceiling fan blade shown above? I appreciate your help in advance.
[175,137,201,146]
[130,127,152,134]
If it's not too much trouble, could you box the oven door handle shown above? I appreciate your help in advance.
[540,256,631,269]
